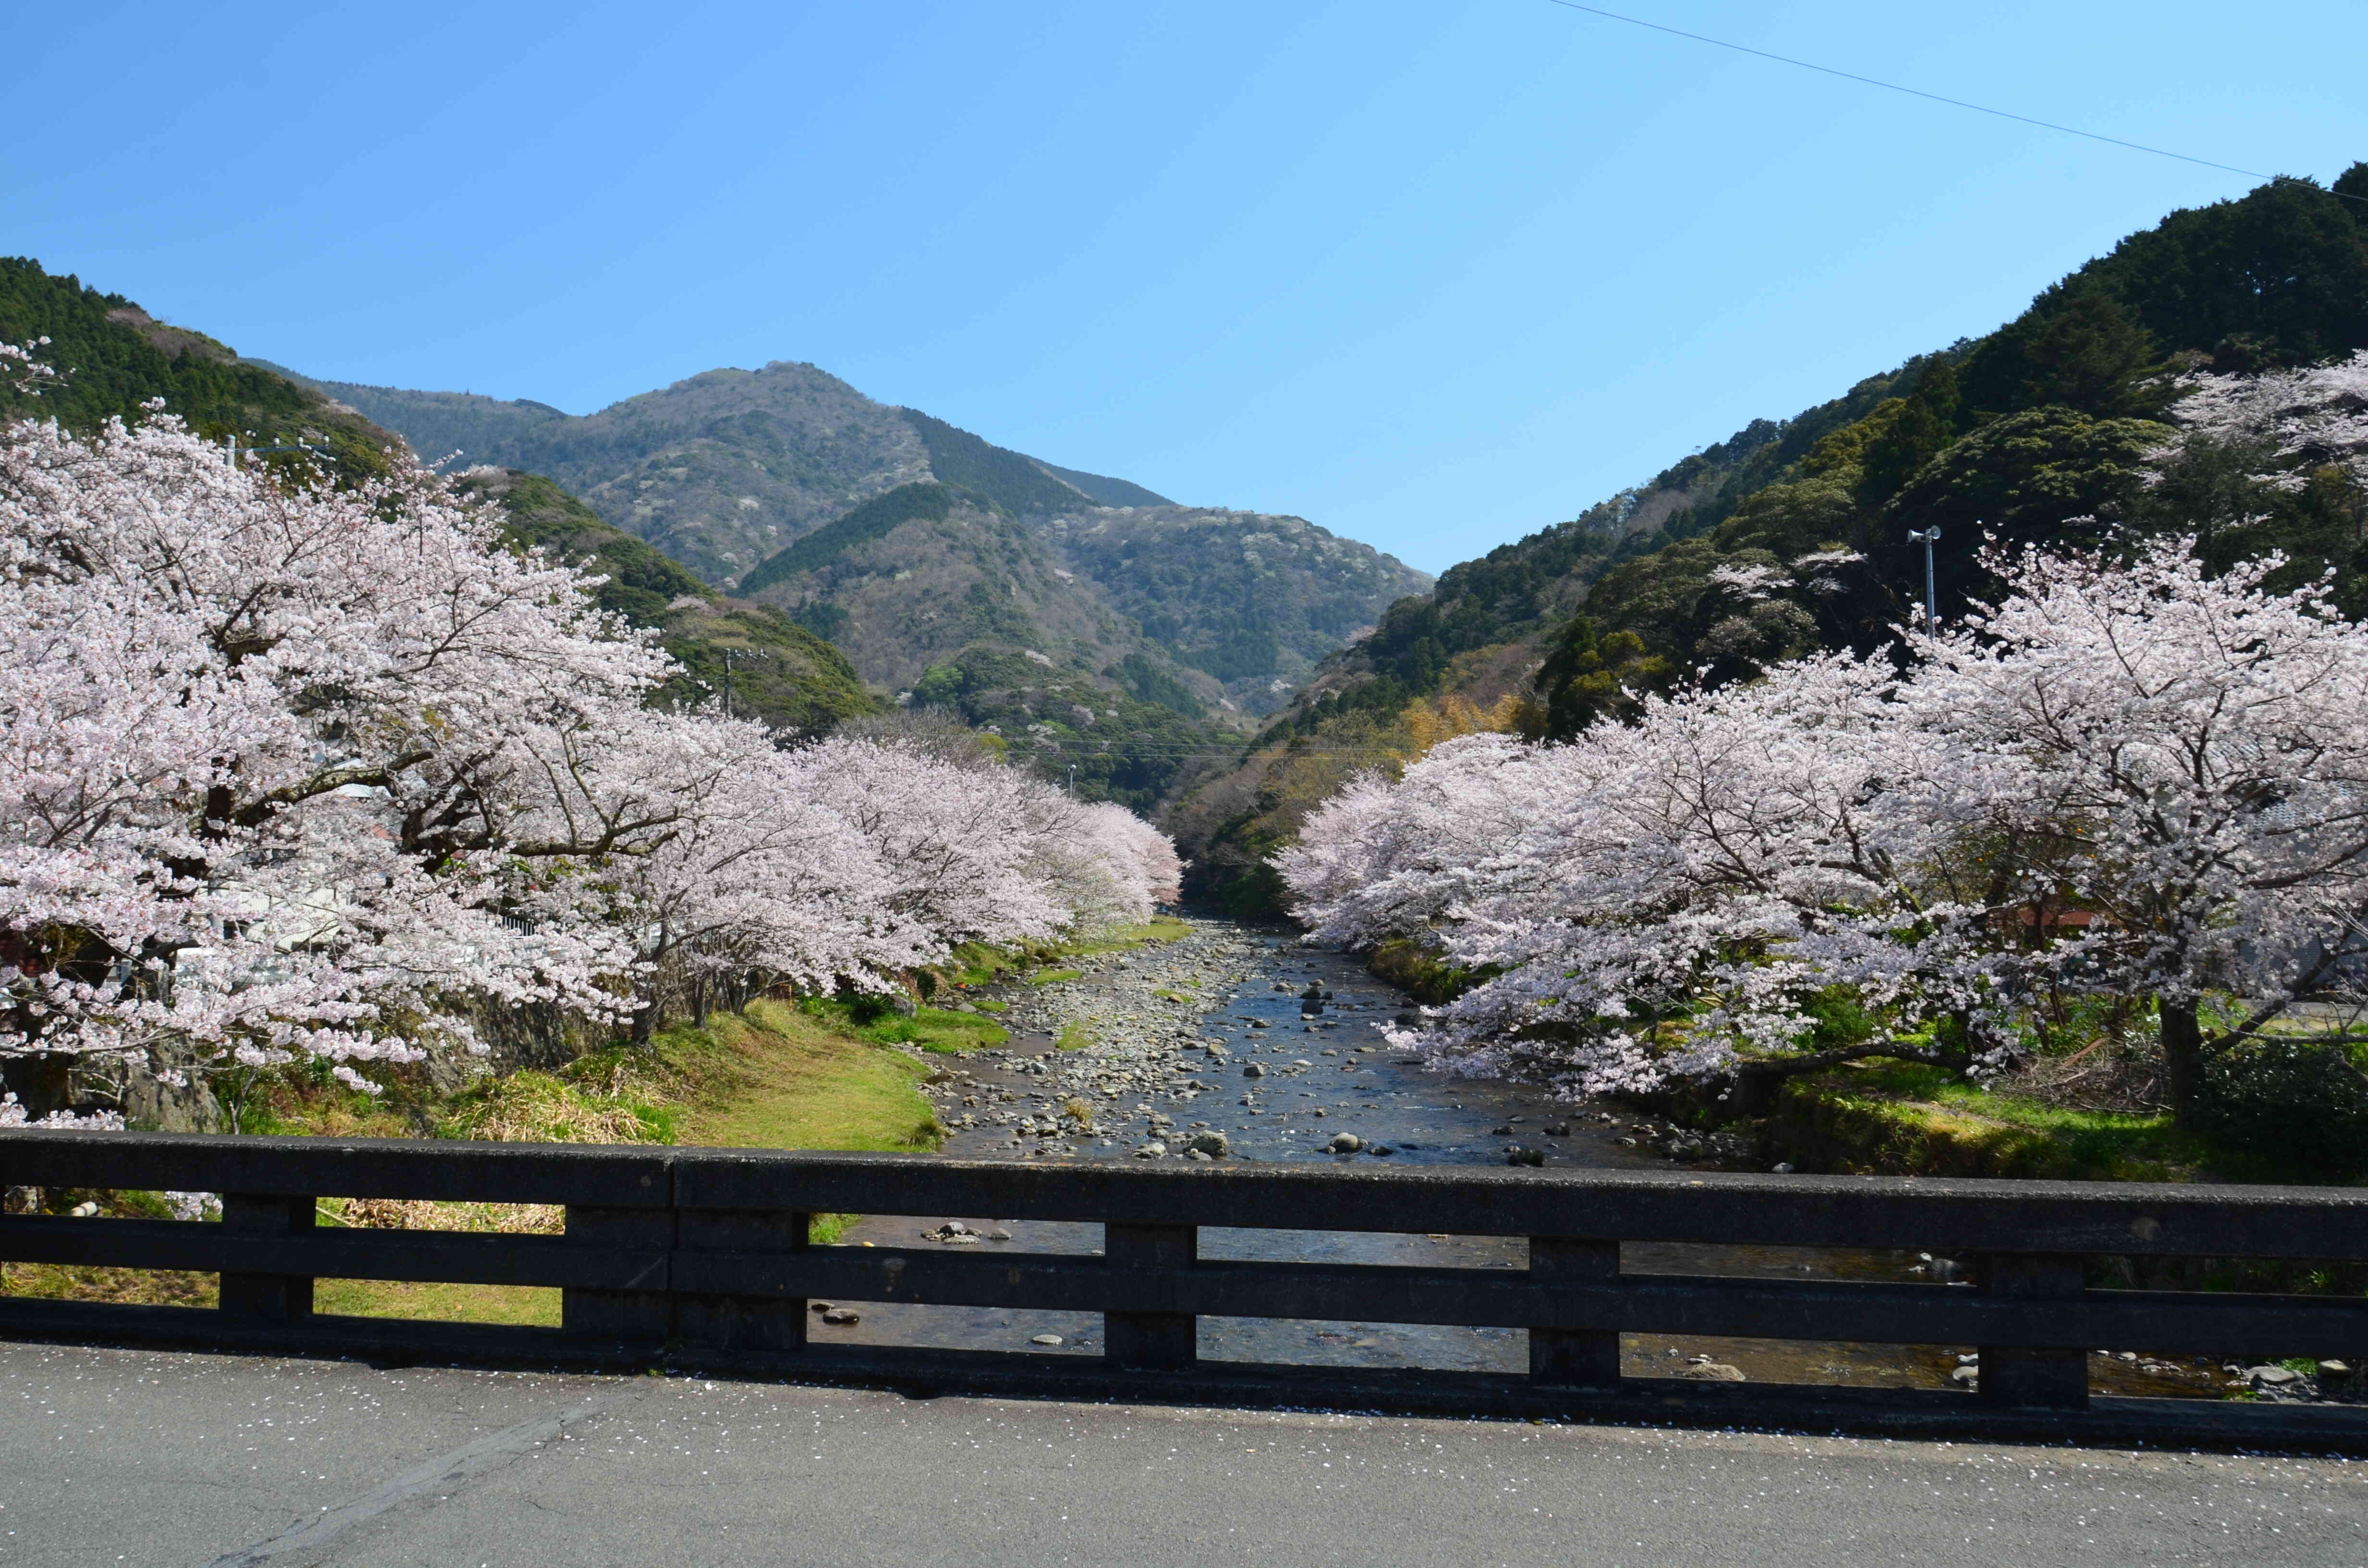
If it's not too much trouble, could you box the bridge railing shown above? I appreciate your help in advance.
[5,1129,2367,1436]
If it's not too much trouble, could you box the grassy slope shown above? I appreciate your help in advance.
[1768,1062,2210,1183]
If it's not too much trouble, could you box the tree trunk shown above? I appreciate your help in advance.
[2160,997,2206,1127]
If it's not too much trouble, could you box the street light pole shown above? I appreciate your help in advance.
[1906,526,1942,635]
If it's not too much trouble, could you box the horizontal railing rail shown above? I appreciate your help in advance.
[5,1129,2367,1442]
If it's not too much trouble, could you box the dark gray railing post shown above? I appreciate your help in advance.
[676,1209,810,1353]
[1976,1253,2089,1409]
[1105,1222,1196,1369]
[218,1193,315,1320]
[562,1203,675,1352]
[1528,1236,1621,1387]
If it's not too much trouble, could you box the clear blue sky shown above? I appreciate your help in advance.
[8,2,2365,573]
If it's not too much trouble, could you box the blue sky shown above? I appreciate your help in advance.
[8,1,2365,573]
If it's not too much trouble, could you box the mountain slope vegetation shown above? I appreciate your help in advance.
[1176,163,2368,914]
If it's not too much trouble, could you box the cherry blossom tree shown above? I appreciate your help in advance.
[0,398,675,1111]
[1904,537,2368,1122]
[1282,530,2368,1127]
[2165,349,2368,493]
[1,378,1181,1116]
[1286,660,2001,1102]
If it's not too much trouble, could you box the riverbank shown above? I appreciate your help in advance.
[0,922,1205,1323]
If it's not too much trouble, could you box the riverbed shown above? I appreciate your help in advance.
[818,917,2227,1400]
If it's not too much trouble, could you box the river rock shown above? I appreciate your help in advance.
[1329,1132,1362,1153]
[821,1308,861,1326]
[1031,1334,1063,1346]
[1505,1146,1545,1167]
[1186,1130,1230,1157]
[1677,1358,1747,1382]
[1136,1140,1168,1158]
[2249,1364,2302,1385]
[1242,1062,1266,1078]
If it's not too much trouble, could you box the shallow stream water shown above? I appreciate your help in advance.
[818,919,2222,1400]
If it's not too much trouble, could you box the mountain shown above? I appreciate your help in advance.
[287,360,1179,585]
[453,468,876,735]
[1173,162,2368,914]
[288,360,1431,716]
[0,261,878,737]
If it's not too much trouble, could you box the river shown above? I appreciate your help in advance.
[820,917,2224,1400]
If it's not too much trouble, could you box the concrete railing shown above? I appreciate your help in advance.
[5,1129,2367,1445]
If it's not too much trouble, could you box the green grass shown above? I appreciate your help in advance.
[1776,1061,2211,1180]
[1152,988,1197,1003]
[661,999,943,1152]
[1029,968,1085,987]
[314,1279,561,1327]
[1056,1022,1096,1052]
[971,998,1008,1013]
[797,997,1009,1054]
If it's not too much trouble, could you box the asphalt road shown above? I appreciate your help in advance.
[5,1339,2362,1568]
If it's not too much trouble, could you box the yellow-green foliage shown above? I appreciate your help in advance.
[813,1002,1010,1054]
[1773,1063,2204,1181]
[658,999,941,1153]
[440,1070,671,1145]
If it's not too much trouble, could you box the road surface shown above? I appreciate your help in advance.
[4,1339,2360,1567]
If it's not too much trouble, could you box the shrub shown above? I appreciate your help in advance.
[2194,1039,2368,1175]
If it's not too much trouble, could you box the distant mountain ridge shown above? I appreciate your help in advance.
[288,358,1431,716]
[289,361,1175,584]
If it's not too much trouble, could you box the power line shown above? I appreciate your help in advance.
[1539,0,2368,207]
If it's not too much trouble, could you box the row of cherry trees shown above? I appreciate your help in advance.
[1280,355,2368,1127]
[0,391,1176,1119]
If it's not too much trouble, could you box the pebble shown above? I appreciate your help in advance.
[1031,1334,1064,1346]
[821,1308,861,1326]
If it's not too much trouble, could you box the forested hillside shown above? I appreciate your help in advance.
[0,258,396,482]
[1178,164,2368,913]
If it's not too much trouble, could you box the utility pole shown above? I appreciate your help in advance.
[1067,762,1077,795]
[1906,526,1942,635]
